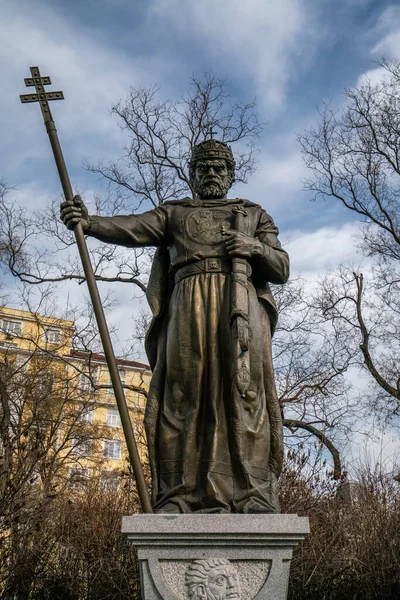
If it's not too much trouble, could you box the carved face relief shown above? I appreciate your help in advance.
[206,564,241,600]
[186,559,241,600]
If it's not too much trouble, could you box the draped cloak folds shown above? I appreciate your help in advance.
[87,197,289,513]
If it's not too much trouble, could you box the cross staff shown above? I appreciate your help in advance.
[20,68,64,120]
[206,126,218,139]
[20,66,152,514]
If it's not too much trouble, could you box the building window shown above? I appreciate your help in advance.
[36,370,54,396]
[106,408,121,428]
[78,371,98,394]
[135,391,145,407]
[100,470,119,491]
[71,438,92,456]
[0,341,18,349]
[79,404,94,424]
[107,369,125,396]
[103,439,122,460]
[69,467,89,489]
[43,328,62,344]
[0,319,22,336]
[78,373,91,392]
[15,354,30,371]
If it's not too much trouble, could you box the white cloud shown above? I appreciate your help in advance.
[235,145,307,215]
[260,151,305,190]
[150,0,317,111]
[371,5,400,60]
[354,5,400,88]
[0,0,150,183]
[356,66,390,88]
[284,222,362,276]
[8,180,57,211]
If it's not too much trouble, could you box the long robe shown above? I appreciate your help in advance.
[87,197,289,513]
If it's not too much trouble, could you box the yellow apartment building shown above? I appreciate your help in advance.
[0,306,151,492]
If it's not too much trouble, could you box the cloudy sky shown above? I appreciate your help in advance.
[2,0,399,267]
[1,0,400,467]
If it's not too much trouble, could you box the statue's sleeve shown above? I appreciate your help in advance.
[252,209,289,284]
[86,207,167,248]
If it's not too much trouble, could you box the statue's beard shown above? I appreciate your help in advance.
[206,593,223,600]
[195,178,231,199]
[204,590,239,600]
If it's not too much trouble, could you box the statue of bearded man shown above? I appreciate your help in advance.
[60,139,289,514]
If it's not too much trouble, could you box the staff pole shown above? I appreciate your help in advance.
[20,66,152,514]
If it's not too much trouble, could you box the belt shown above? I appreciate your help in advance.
[174,258,252,284]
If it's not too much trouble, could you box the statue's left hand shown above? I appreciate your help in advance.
[224,231,263,258]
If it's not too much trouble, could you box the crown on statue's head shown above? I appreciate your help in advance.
[190,139,235,169]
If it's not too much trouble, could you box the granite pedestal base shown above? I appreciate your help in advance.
[121,514,309,600]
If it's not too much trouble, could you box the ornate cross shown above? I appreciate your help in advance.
[206,126,218,139]
[20,66,64,123]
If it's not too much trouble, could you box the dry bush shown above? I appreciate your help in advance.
[2,482,141,600]
[281,453,400,600]
[3,450,400,599]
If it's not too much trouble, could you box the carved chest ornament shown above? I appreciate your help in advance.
[186,208,233,245]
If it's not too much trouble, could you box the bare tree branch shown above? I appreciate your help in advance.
[299,59,400,423]
[283,418,342,479]
[86,73,263,209]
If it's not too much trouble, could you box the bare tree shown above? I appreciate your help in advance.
[0,183,149,292]
[0,349,97,596]
[273,279,357,478]
[298,59,400,263]
[86,72,263,208]
[298,59,400,422]
[315,267,400,420]
[284,454,400,600]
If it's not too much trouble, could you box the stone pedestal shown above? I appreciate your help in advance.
[122,514,309,600]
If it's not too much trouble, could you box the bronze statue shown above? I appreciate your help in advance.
[61,140,289,513]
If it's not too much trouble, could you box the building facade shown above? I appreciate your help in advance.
[0,307,151,492]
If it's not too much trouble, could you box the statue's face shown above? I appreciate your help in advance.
[201,565,241,600]
[194,159,232,199]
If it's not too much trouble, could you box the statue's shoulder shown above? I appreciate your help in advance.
[161,197,264,211]
[239,200,276,225]
[240,198,262,209]
[239,199,270,216]
[162,197,194,207]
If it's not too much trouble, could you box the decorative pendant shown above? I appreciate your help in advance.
[235,358,251,398]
